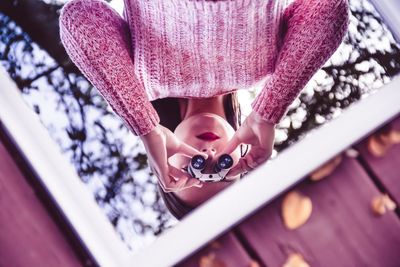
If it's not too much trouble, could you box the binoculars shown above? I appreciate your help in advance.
[186,154,234,182]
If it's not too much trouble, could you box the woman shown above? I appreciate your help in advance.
[59,0,349,219]
[151,94,251,219]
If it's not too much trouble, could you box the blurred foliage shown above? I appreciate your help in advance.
[0,0,399,251]
[272,0,400,151]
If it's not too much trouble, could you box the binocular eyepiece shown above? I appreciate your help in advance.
[187,154,234,182]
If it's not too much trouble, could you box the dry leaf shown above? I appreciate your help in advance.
[283,253,310,267]
[367,122,400,157]
[383,194,397,211]
[367,135,391,157]
[367,127,400,157]
[309,155,342,181]
[199,253,226,267]
[371,196,386,215]
[249,259,261,267]
[379,131,392,144]
[371,194,397,215]
[209,241,222,250]
[388,129,400,144]
[282,191,312,230]
[345,148,359,158]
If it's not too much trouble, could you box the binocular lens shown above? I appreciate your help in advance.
[217,154,234,169]
[190,154,233,179]
[191,155,206,170]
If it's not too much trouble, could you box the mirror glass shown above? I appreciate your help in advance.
[0,0,399,253]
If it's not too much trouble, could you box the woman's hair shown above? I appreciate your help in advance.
[150,92,242,132]
[150,92,243,220]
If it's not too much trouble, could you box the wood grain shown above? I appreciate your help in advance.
[236,156,400,267]
[356,114,400,205]
[178,232,254,267]
[0,139,83,267]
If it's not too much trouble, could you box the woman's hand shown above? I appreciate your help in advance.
[140,124,207,193]
[216,111,275,179]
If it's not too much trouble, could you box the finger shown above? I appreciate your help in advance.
[225,158,246,178]
[170,154,193,169]
[169,165,192,180]
[178,142,208,159]
[174,176,189,189]
[181,178,203,190]
[169,165,202,189]
[170,175,179,181]
[217,134,242,158]
[149,163,175,186]
[226,157,254,178]
[162,175,202,192]
[166,166,200,191]
[226,168,242,178]
[226,164,245,178]
[158,164,179,190]
[158,177,172,193]
[159,180,179,193]
[158,180,168,192]
[227,148,271,178]
[162,176,184,193]
[245,153,259,169]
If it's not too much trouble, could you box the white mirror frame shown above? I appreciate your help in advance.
[0,0,399,266]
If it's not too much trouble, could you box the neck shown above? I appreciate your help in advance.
[180,95,226,120]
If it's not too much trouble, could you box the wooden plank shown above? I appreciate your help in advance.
[178,232,254,267]
[236,156,400,267]
[355,114,400,204]
[0,140,83,267]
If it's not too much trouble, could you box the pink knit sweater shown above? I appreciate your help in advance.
[59,0,349,136]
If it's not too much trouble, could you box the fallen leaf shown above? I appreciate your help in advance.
[367,135,391,157]
[382,194,397,211]
[367,125,400,157]
[379,130,392,144]
[209,241,222,250]
[283,253,310,267]
[388,129,400,144]
[345,148,359,158]
[199,253,226,267]
[371,196,386,215]
[309,155,342,181]
[371,194,397,215]
[249,259,261,267]
[282,191,312,230]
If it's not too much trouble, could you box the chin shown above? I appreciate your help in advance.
[174,179,236,207]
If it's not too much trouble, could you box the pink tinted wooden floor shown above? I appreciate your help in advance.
[356,115,400,205]
[178,114,400,267]
[0,139,83,267]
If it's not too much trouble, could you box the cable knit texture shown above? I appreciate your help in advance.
[59,0,349,136]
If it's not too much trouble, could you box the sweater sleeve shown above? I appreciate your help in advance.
[59,0,159,136]
[251,0,350,125]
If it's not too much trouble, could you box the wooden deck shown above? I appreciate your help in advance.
[0,128,94,267]
[178,114,400,267]
[1,63,399,265]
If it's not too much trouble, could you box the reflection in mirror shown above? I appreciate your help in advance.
[0,0,399,252]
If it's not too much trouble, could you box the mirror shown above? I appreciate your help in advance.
[0,0,399,254]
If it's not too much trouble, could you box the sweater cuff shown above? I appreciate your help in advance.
[123,101,160,136]
[250,81,288,125]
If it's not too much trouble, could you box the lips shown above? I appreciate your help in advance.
[196,132,220,141]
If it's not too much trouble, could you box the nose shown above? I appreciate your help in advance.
[200,147,218,172]
[201,147,217,158]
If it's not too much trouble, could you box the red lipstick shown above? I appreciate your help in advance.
[196,132,220,141]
